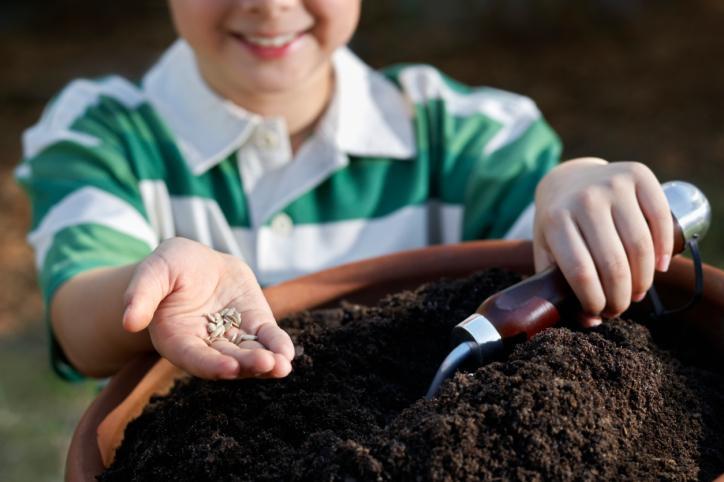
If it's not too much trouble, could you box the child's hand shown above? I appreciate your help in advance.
[533,158,674,327]
[121,238,294,380]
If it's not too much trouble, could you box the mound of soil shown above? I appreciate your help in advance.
[100,270,724,481]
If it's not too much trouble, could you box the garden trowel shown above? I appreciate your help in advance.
[425,181,711,399]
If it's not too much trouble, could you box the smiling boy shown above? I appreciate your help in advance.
[17,0,673,381]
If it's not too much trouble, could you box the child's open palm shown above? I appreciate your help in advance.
[121,238,294,379]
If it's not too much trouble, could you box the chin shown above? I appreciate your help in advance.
[240,66,316,93]
[243,77,303,94]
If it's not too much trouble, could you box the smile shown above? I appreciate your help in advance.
[244,32,299,48]
[230,30,308,59]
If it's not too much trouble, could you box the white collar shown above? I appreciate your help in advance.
[142,40,416,176]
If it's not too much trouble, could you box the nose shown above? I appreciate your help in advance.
[238,0,297,16]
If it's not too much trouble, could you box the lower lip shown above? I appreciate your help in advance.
[234,33,305,60]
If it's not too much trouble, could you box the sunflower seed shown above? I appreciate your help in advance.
[231,333,258,345]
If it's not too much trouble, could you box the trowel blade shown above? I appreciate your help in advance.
[424,341,477,400]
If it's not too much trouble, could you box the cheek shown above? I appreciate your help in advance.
[306,0,360,50]
[169,0,231,50]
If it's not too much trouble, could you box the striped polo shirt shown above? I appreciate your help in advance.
[17,40,561,379]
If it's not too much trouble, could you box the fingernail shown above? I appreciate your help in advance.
[632,291,646,302]
[579,314,602,328]
[657,254,671,272]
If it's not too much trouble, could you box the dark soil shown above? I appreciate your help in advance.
[99,270,724,481]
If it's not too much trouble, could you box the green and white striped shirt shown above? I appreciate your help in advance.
[17,40,561,379]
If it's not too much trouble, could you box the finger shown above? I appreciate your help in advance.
[544,214,607,317]
[575,209,632,316]
[635,169,674,271]
[223,326,294,365]
[256,323,295,361]
[210,339,277,377]
[219,330,292,378]
[578,312,602,328]
[267,354,293,378]
[251,353,293,379]
[122,257,170,333]
[231,283,295,361]
[612,201,655,302]
[162,335,240,379]
[533,214,555,273]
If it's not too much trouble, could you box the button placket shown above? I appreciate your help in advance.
[254,128,280,149]
[270,212,294,237]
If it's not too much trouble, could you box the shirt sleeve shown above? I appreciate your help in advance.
[460,114,561,240]
[16,81,158,380]
[416,69,561,241]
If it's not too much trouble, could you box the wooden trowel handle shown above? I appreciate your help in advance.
[476,219,686,341]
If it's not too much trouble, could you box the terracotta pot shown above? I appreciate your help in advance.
[65,240,724,481]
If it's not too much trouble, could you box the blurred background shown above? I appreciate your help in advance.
[1,0,723,479]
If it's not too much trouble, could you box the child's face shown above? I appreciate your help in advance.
[169,0,360,99]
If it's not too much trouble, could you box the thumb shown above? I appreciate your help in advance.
[122,256,171,333]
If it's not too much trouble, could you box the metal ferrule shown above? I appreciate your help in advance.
[663,181,711,243]
[451,314,504,364]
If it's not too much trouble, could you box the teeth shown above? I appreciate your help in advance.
[245,32,297,48]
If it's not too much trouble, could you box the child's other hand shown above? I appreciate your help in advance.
[121,238,294,380]
[533,158,674,327]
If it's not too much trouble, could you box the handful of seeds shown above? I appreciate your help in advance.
[204,307,258,346]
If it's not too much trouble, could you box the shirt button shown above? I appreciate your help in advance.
[270,212,293,236]
[254,128,279,149]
